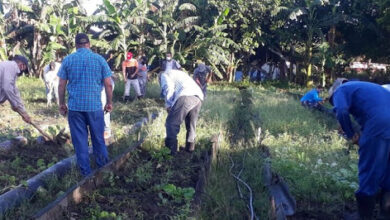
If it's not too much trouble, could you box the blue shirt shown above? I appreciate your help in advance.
[332,81,390,139]
[300,89,322,103]
[160,70,204,108]
[58,48,111,112]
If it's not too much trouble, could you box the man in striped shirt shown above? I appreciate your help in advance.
[58,33,113,176]
[160,69,204,155]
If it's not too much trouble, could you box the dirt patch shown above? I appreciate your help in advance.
[0,141,71,193]
[63,147,204,219]
[288,200,355,220]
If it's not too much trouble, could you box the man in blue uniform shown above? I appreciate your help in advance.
[329,78,390,219]
[300,85,324,108]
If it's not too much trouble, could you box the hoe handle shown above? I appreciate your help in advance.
[16,110,55,142]
[29,121,55,142]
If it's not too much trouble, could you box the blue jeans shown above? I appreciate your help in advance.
[68,110,109,176]
[356,135,390,196]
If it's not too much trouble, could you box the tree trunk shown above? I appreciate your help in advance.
[305,27,313,87]
[32,29,43,77]
[328,25,336,81]
[227,53,235,83]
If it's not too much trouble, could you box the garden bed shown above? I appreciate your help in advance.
[34,132,218,219]
[0,140,71,193]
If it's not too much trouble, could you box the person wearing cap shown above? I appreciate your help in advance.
[161,52,181,72]
[328,78,390,219]
[160,69,204,155]
[58,33,113,176]
[300,85,324,108]
[383,84,390,92]
[193,61,212,98]
[0,55,31,123]
[122,52,141,101]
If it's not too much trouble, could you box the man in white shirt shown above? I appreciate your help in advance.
[160,69,203,155]
[43,61,61,106]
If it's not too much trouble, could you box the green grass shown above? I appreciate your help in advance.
[1,77,359,219]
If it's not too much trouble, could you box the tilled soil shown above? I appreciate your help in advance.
[0,141,71,192]
[64,147,205,219]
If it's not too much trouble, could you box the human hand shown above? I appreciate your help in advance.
[21,112,32,123]
[104,103,113,113]
[351,133,360,145]
[59,104,68,116]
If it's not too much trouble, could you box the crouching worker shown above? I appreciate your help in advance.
[300,85,324,108]
[0,55,32,123]
[329,78,390,219]
[160,69,204,155]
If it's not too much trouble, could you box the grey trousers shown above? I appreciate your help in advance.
[165,96,202,149]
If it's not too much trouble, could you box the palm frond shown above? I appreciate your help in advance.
[178,3,197,12]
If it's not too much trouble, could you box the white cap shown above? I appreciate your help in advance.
[328,78,348,99]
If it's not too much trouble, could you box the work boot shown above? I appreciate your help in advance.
[170,142,178,156]
[165,138,177,156]
[137,96,142,100]
[124,96,130,102]
[378,191,390,219]
[356,194,376,220]
[185,142,195,152]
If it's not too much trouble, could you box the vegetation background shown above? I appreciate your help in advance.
[0,0,389,86]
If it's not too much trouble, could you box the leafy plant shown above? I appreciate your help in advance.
[151,147,172,163]
[160,183,195,204]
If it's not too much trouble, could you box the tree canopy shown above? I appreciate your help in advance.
[1,0,389,85]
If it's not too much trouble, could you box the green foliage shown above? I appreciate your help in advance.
[160,184,195,204]
[150,147,172,163]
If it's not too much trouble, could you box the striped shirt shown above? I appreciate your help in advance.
[58,48,111,112]
[160,70,204,108]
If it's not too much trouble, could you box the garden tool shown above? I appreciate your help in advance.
[15,110,55,143]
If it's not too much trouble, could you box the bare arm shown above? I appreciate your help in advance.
[103,77,113,112]
[58,78,68,116]
[122,62,127,81]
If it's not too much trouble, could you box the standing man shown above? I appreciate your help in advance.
[137,56,148,97]
[122,52,141,101]
[161,52,181,72]
[43,61,61,106]
[193,61,212,98]
[329,78,390,219]
[58,33,113,176]
[160,69,204,155]
[0,55,31,123]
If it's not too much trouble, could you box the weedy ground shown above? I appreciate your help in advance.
[64,115,205,219]
[1,76,164,218]
[1,78,358,219]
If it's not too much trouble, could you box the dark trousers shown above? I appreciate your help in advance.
[356,136,390,196]
[68,110,109,176]
[165,96,202,149]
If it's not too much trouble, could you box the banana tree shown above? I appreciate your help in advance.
[0,11,7,60]
[190,8,240,82]
[149,0,199,64]
[90,0,153,68]
[289,0,343,86]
